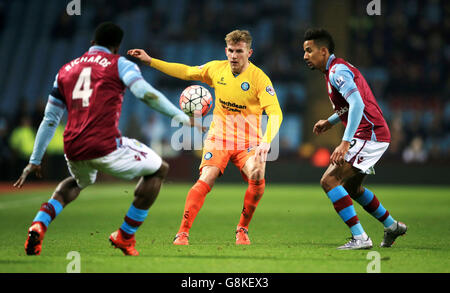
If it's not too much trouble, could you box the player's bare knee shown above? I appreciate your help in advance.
[200,174,217,189]
[248,167,264,181]
[142,160,169,181]
[54,177,78,193]
[199,167,220,188]
[156,160,169,179]
[320,175,338,193]
[52,177,81,206]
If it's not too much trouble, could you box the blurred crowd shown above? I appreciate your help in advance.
[348,0,449,162]
[0,0,448,181]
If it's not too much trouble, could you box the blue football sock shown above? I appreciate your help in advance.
[327,186,365,236]
[355,188,395,228]
[120,204,149,238]
[32,198,63,228]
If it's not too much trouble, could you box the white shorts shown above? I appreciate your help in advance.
[344,138,389,175]
[66,137,163,189]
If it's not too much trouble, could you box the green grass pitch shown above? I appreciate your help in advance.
[0,182,449,273]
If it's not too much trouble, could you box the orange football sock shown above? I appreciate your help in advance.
[178,180,211,234]
[238,179,265,229]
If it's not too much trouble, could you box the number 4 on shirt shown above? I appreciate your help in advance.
[73,67,93,107]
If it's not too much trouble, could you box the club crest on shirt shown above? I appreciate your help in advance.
[266,85,275,96]
[241,82,250,91]
[204,152,213,160]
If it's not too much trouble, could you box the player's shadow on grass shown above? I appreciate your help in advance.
[274,241,348,248]
[147,253,377,263]
[395,244,448,251]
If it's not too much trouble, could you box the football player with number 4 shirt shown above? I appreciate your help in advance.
[303,28,407,250]
[15,22,194,256]
[129,30,283,245]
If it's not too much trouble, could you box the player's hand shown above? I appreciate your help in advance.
[255,142,271,162]
[127,49,152,66]
[313,119,333,135]
[13,163,42,188]
[330,141,350,166]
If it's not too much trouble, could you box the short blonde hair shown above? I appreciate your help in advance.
[225,30,252,48]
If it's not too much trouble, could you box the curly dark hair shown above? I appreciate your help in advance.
[94,22,124,48]
[304,28,335,54]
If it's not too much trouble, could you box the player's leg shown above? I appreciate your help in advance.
[133,161,169,209]
[25,161,94,255]
[343,138,407,247]
[235,153,266,245]
[173,143,229,245]
[25,177,82,255]
[320,163,372,249]
[102,137,166,255]
[344,174,407,247]
[344,174,395,227]
[30,177,82,230]
[110,161,169,255]
[173,165,220,245]
[118,161,169,238]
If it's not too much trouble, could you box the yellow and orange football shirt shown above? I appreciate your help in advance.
[150,59,283,150]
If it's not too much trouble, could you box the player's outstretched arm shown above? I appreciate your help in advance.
[14,95,65,188]
[128,49,203,81]
[127,49,152,66]
[14,164,42,188]
[119,56,206,131]
[137,85,206,132]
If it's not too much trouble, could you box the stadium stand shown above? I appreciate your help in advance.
[0,0,447,182]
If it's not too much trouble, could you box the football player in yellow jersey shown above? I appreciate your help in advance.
[128,30,283,245]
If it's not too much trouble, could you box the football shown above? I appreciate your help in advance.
[179,85,213,117]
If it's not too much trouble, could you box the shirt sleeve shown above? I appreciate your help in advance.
[257,74,280,110]
[30,95,66,165]
[119,57,190,123]
[327,112,341,125]
[329,64,358,100]
[342,90,365,142]
[257,74,283,143]
[118,57,144,87]
[129,79,190,124]
[150,58,217,87]
[49,74,66,105]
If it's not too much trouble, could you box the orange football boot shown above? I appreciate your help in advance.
[173,232,189,245]
[236,227,251,245]
[109,229,139,256]
[25,222,46,255]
